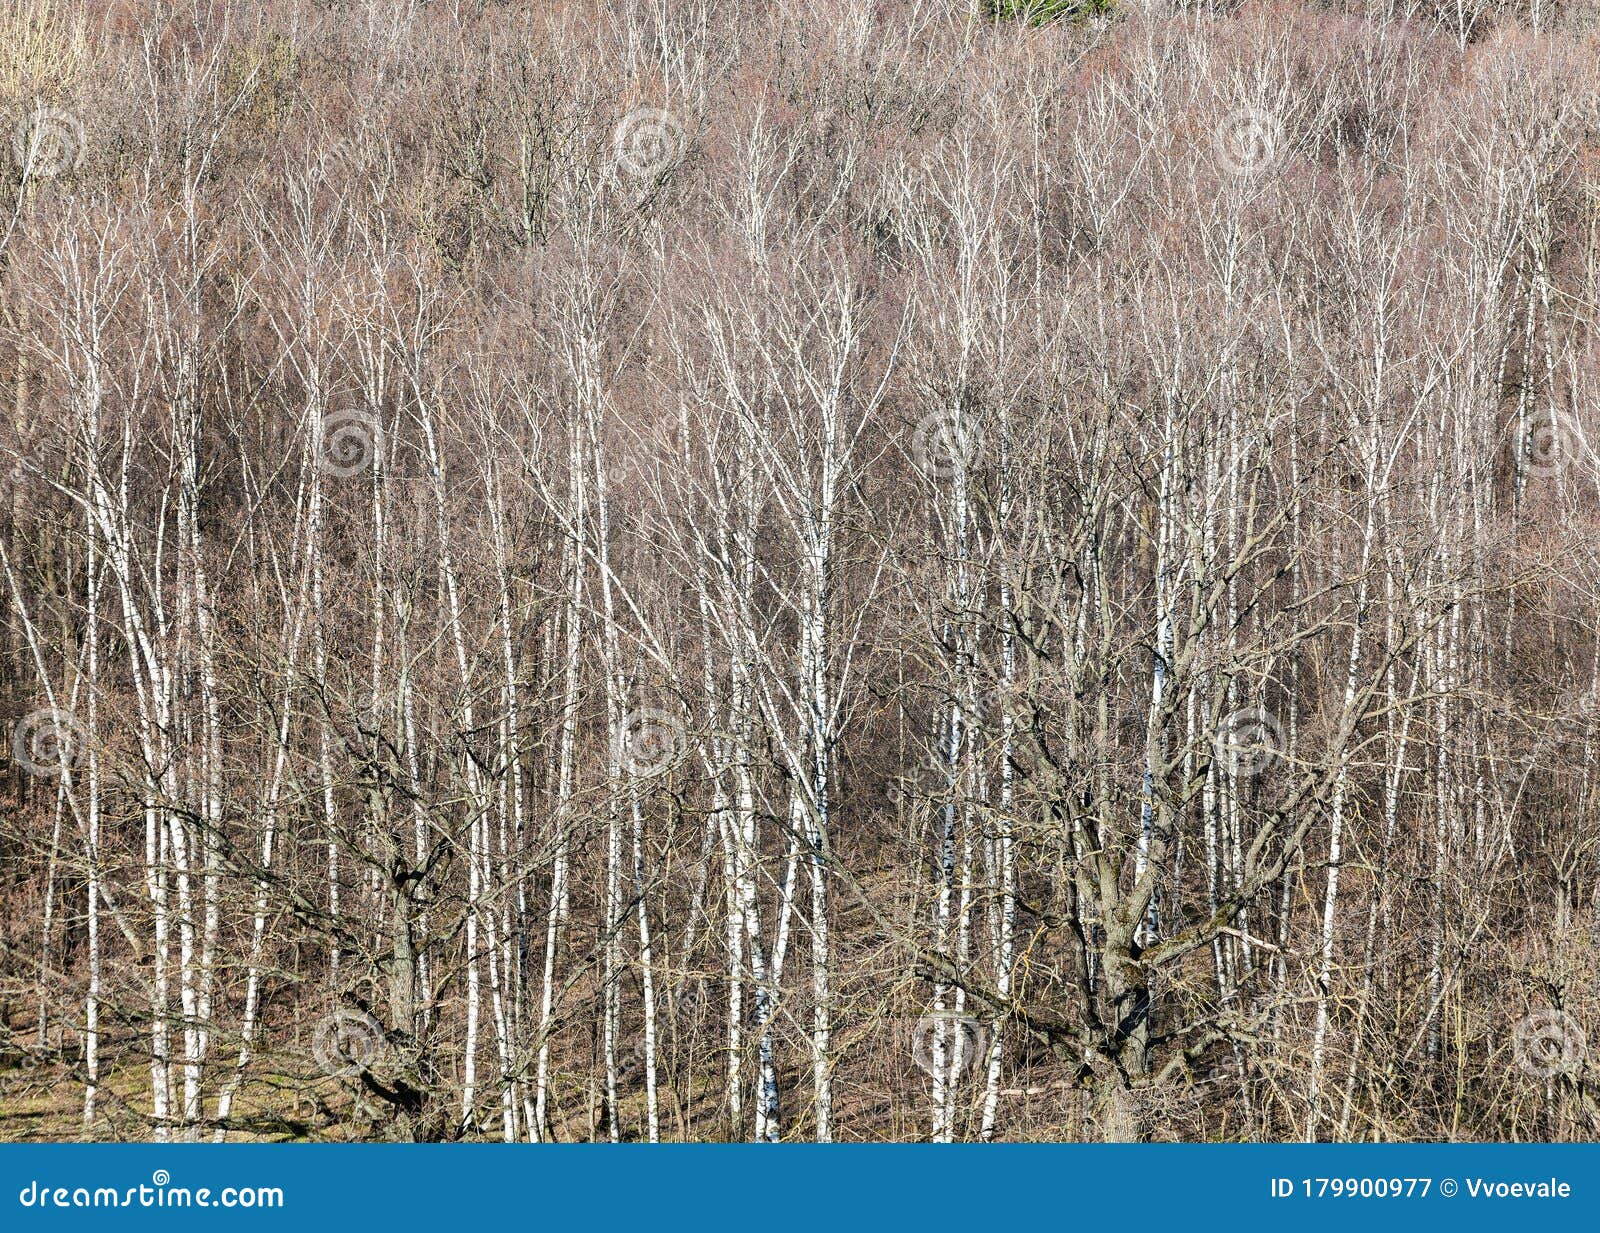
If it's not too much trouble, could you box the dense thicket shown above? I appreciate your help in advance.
[2,0,1600,1142]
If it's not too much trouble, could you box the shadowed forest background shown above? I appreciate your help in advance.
[2,0,1600,1143]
